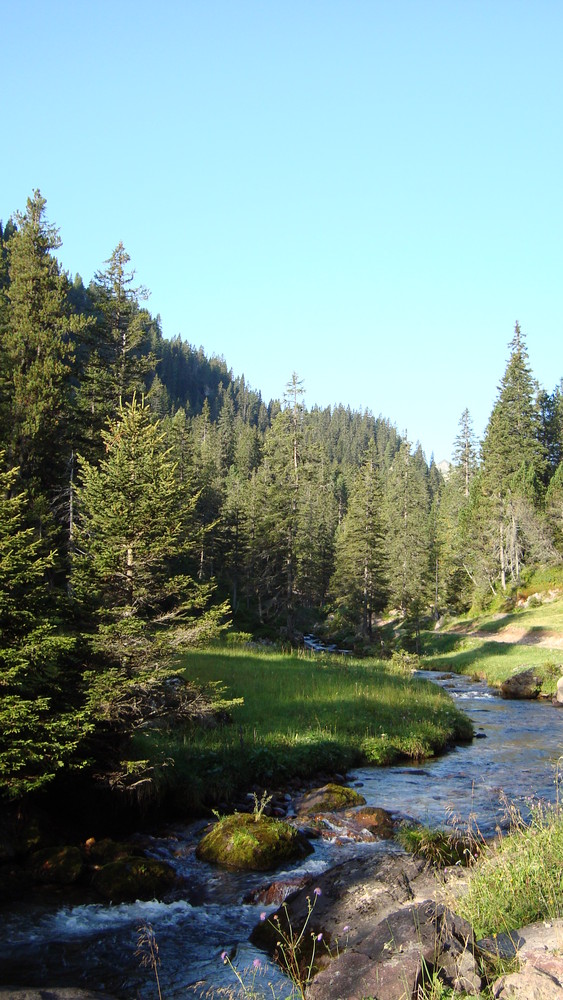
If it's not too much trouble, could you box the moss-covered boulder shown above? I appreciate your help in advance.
[296,783,366,818]
[28,846,84,885]
[196,813,313,871]
[91,857,176,902]
[83,837,143,864]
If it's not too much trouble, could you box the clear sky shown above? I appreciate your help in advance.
[3,0,562,462]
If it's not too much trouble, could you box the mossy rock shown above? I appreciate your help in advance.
[196,813,313,871]
[28,846,84,885]
[91,857,176,902]
[296,783,366,817]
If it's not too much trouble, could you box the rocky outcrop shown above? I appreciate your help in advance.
[251,850,563,999]
[307,901,481,1000]
[250,850,457,966]
[500,668,542,699]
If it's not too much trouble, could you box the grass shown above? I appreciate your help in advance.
[419,589,563,694]
[130,644,473,810]
[455,798,563,940]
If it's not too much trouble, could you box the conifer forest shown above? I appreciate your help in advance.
[1,190,562,805]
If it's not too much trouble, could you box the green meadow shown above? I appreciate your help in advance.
[132,645,473,811]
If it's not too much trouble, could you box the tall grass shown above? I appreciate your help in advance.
[456,799,563,939]
[131,645,472,810]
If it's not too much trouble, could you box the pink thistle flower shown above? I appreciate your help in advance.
[313,887,322,896]
[260,911,267,921]
[221,951,228,963]
[253,958,261,968]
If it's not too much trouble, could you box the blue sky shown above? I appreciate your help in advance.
[3,1,562,462]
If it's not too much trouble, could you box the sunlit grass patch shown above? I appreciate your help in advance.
[131,645,472,809]
[456,800,563,939]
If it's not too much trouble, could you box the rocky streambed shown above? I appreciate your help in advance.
[2,671,563,998]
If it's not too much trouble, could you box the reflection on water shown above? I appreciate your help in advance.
[1,670,562,997]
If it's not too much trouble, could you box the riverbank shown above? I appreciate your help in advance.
[127,644,474,816]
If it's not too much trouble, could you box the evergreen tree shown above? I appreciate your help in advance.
[479,324,546,589]
[453,408,478,497]
[4,192,77,518]
[329,448,387,636]
[0,456,82,798]
[384,439,431,644]
[76,243,157,461]
[72,398,227,726]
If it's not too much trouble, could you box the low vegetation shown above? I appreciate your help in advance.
[129,644,473,811]
[456,799,563,940]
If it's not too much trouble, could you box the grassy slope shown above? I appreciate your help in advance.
[420,591,563,694]
[132,646,472,810]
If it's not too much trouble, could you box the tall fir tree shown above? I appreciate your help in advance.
[72,398,227,727]
[479,324,546,589]
[0,455,82,798]
[329,447,388,636]
[4,192,79,531]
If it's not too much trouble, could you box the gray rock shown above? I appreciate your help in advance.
[307,901,481,1000]
[500,669,542,700]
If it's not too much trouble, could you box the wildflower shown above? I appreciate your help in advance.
[260,911,267,921]
[313,887,322,897]
[221,950,229,963]
[343,925,349,933]
[316,933,323,942]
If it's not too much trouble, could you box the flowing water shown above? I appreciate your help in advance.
[1,672,563,998]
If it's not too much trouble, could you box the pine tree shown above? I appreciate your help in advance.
[384,439,431,644]
[479,324,546,589]
[453,408,478,498]
[0,456,82,798]
[329,448,387,636]
[72,398,227,726]
[76,243,157,461]
[4,192,75,512]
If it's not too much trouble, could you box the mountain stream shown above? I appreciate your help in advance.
[1,671,563,998]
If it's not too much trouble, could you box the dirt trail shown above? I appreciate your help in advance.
[447,622,563,649]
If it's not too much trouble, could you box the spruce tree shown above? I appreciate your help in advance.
[329,448,387,636]
[4,192,75,515]
[479,324,546,588]
[72,397,227,727]
[0,457,82,798]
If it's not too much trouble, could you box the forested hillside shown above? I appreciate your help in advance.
[1,190,562,803]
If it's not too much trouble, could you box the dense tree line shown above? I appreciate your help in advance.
[0,191,562,801]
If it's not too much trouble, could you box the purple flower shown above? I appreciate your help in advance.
[316,933,323,942]
[221,951,229,963]
[313,887,322,897]
[260,911,267,921]
[343,925,350,933]
[253,958,262,968]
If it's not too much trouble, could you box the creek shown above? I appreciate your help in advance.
[1,671,563,998]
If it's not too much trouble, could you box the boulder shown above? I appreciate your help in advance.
[295,783,366,818]
[344,806,395,838]
[307,901,481,1000]
[91,856,176,902]
[556,676,563,704]
[500,669,542,700]
[492,964,563,998]
[251,850,450,960]
[27,846,83,885]
[196,813,313,871]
